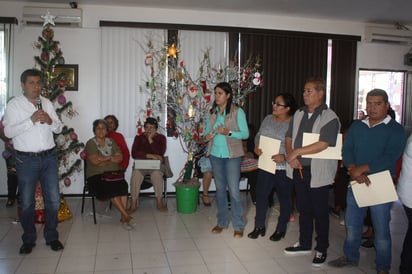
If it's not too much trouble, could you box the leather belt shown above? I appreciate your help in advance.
[16,147,55,157]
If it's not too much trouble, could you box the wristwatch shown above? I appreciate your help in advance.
[228,131,232,137]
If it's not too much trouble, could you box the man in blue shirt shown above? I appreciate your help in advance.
[328,89,406,274]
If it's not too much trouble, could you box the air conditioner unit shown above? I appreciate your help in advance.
[365,26,412,45]
[22,6,82,27]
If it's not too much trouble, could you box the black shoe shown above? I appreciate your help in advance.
[361,239,374,248]
[312,251,327,267]
[247,227,266,239]
[6,199,15,207]
[19,243,35,254]
[284,242,311,254]
[46,240,64,251]
[269,230,285,241]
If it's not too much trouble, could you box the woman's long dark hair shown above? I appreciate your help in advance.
[210,82,233,115]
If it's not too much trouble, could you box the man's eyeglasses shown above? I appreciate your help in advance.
[272,102,287,107]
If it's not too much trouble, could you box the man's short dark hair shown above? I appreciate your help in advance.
[305,77,326,92]
[367,89,388,103]
[20,69,42,84]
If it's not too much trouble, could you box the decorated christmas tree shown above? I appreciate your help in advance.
[140,35,263,182]
[33,13,84,189]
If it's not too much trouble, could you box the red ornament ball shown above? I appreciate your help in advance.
[57,95,67,105]
[64,177,71,187]
[80,149,87,160]
[70,132,78,140]
[58,79,66,88]
[41,52,49,62]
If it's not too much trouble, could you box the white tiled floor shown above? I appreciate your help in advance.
[0,192,407,274]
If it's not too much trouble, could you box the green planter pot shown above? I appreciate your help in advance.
[175,184,199,214]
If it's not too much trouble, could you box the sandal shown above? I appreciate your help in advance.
[202,195,211,207]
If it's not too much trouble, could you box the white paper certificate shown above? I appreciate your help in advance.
[302,133,342,160]
[257,136,281,175]
[350,170,398,207]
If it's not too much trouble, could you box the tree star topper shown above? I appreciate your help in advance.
[167,43,180,59]
[41,11,56,27]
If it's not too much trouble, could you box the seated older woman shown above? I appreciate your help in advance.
[85,119,135,229]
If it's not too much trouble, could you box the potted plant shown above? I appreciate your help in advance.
[140,37,263,213]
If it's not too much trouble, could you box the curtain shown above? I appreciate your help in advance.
[0,17,16,116]
[404,72,412,135]
[179,30,228,82]
[239,33,328,129]
[101,27,166,138]
[100,27,229,138]
[100,21,360,134]
[330,39,358,130]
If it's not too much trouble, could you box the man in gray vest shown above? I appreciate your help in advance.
[283,77,340,267]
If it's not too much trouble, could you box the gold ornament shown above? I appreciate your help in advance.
[158,59,166,70]
[166,43,180,59]
[176,68,184,81]
[176,96,183,105]
[188,104,195,118]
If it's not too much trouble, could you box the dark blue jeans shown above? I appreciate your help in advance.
[293,168,330,253]
[400,205,412,274]
[255,169,292,233]
[344,188,392,271]
[16,149,60,244]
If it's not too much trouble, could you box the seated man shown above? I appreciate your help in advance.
[128,117,167,212]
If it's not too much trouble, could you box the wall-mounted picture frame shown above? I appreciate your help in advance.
[53,64,79,91]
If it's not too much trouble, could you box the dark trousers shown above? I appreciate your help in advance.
[243,170,258,202]
[7,171,18,200]
[333,165,348,210]
[400,205,412,274]
[293,168,330,253]
[6,159,18,200]
[255,170,292,232]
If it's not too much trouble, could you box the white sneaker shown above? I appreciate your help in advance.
[121,222,132,230]
[128,217,137,227]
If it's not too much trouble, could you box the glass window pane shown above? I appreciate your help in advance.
[358,70,405,123]
[0,29,6,116]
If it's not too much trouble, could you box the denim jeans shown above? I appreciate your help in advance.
[400,205,412,274]
[16,150,60,244]
[344,188,392,272]
[210,156,244,231]
[255,170,292,233]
